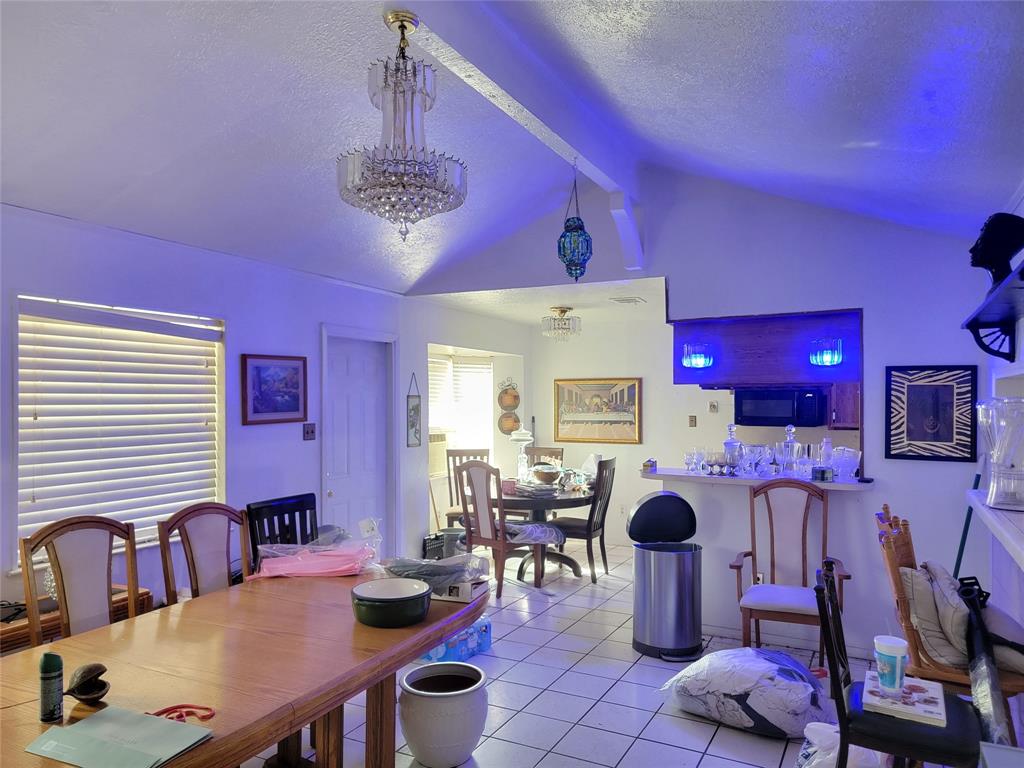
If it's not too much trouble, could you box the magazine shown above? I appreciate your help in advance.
[861,671,946,727]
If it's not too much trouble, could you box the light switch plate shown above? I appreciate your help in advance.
[303,423,316,441]
[708,401,719,414]
[688,415,697,428]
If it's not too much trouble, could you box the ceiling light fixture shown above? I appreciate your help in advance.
[557,160,593,282]
[337,10,467,241]
[541,307,582,340]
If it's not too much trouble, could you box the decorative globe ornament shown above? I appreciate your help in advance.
[557,161,592,282]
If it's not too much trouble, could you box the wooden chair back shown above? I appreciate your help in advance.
[587,458,617,533]
[525,446,564,465]
[748,479,828,588]
[159,502,250,605]
[245,493,318,571]
[815,561,853,721]
[18,515,139,647]
[446,448,489,507]
[876,504,962,681]
[454,460,506,550]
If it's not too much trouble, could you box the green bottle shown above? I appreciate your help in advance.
[39,652,63,723]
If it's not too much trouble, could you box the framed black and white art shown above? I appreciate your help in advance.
[885,365,977,462]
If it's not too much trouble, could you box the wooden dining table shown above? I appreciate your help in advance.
[0,574,486,768]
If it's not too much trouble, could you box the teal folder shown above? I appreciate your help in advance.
[26,706,212,768]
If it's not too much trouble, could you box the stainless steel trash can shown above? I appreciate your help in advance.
[632,542,702,660]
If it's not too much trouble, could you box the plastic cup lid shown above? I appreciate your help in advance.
[873,635,908,655]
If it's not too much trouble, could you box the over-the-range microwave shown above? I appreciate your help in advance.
[733,387,827,427]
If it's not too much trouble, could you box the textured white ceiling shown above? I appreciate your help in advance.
[493,1,1024,235]
[425,276,665,325]
[0,1,569,293]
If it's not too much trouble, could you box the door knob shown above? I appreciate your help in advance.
[327,490,335,498]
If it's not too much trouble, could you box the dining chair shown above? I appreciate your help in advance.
[445,448,489,526]
[875,505,1024,715]
[525,446,564,465]
[159,502,251,605]
[730,478,850,653]
[455,460,552,596]
[245,493,319,572]
[815,559,981,768]
[19,516,140,647]
[549,458,616,583]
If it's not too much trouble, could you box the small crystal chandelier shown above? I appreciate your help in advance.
[557,160,593,281]
[541,307,582,340]
[337,10,467,241]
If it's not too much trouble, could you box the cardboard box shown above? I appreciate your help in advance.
[433,580,489,603]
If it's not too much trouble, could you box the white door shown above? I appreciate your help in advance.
[322,336,388,540]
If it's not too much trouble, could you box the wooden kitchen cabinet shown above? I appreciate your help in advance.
[829,381,861,429]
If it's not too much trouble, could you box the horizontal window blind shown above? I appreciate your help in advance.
[17,300,223,547]
[427,357,453,431]
[450,359,492,452]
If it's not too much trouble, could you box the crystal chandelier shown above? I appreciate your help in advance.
[541,307,582,340]
[337,11,467,241]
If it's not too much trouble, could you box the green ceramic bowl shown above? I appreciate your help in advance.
[352,577,432,628]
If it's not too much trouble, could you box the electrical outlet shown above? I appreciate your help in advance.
[303,423,316,441]
[688,415,697,428]
[708,401,719,414]
[755,572,765,585]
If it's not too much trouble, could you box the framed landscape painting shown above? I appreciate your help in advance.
[885,365,976,462]
[554,377,642,444]
[242,354,307,425]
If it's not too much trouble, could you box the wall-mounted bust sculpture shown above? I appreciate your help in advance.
[970,212,1024,290]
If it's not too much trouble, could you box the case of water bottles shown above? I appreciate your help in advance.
[421,617,492,663]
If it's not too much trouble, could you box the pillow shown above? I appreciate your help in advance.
[921,561,1024,675]
[898,567,967,669]
[660,648,835,739]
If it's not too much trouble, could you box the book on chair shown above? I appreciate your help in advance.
[861,671,947,727]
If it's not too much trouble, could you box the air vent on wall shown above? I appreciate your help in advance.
[609,296,647,305]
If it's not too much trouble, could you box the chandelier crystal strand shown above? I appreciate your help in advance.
[338,12,467,241]
[541,307,582,341]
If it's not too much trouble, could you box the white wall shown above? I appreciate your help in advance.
[0,206,531,605]
[399,297,533,557]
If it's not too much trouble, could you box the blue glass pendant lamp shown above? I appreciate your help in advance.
[557,160,593,282]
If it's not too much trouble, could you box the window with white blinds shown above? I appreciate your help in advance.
[16,297,223,548]
[450,360,493,451]
[427,357,453,431]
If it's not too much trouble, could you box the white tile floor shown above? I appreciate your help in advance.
[240,540,868,768]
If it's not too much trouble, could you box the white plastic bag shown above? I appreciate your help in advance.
[795,723,887,768]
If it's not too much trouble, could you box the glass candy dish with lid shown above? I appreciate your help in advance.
[980,398,1024,511]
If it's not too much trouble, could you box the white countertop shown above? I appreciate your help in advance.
[641,467,869,492]
[967,489,1024,571]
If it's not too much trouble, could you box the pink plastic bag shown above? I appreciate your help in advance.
[247,544,376,579]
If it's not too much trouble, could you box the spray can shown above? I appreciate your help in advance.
[39,652,63,723]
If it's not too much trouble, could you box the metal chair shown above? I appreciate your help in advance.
[815,560,981,768]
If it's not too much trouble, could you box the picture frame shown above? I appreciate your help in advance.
[241,354,307,425]
[407,372,422,447]
[554,377,642,444]
[407,394,422,447]
[885,365,977,462]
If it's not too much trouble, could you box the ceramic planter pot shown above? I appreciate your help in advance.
[398,662,487,768]
[351,577,431,628]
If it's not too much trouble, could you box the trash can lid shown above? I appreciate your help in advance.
[627,491,697,543]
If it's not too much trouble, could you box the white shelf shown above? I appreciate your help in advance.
[641,468,868,492]
[967,489,1024,571]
